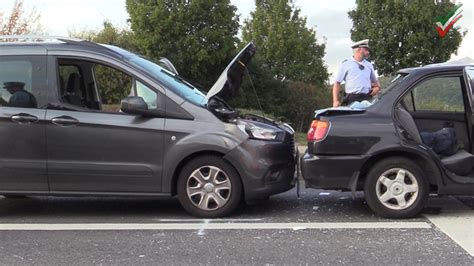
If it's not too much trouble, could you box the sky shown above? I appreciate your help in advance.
[1,0,472,79]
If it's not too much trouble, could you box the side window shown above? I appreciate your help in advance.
[401,91,415,112]
[94,64,132,112]
[465,67,474,97]
[0,56,47,108]
[56,58,164,114]
[404,76,465,112]
[136,81,159,109]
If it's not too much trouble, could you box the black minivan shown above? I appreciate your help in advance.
[0,37,296,218]
[301,63,474,218]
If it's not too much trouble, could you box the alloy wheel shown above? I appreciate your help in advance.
[375,168,419,210]
[186,166,232,211]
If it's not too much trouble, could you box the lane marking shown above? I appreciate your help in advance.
[0,222,431,231]
[425,197,474,256]
[197,219,209,236]
[157,218,263,222]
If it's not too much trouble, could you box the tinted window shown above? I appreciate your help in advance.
[0,56,47,108]
[406,76,464,112]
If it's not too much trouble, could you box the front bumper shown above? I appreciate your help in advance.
[300,152,368,191]
[224,137,296,201]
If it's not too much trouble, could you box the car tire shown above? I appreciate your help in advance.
[177,155,242,218]
[364,157,428,219]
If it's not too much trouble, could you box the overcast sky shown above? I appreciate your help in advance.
[1,0,472,78]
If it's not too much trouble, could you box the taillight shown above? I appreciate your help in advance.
[307,120,330,142]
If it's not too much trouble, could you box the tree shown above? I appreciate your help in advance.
[0,0,42,35]
[349,0,467,76]
[280,81,331,132]
[126,0,240,89]
[236,0,329,130]
[69,21,138,52]
[242,0,328,86]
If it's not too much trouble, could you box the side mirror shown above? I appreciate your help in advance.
[120,96,149,115]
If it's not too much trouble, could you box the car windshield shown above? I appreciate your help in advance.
[130,57,207,106]
[104,45,207,106]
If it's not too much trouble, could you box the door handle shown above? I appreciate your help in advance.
[11,113,39,124]
[51,116,79,127]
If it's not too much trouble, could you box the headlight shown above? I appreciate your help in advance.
[279,122,295,134]
[237,119,284,141]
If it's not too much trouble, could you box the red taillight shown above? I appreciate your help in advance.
[307,120,330,142]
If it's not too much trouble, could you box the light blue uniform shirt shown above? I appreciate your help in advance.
[335,58,378,94]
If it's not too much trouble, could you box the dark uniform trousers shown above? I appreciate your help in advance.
[342,93,372,106]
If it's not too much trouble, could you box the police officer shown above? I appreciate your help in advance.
[332,39,381,107]
[2,82,37,108]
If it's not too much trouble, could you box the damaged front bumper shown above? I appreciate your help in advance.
[224,135,297,201]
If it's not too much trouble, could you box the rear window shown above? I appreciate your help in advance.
[0,56,47,108]
[0,60,33,92]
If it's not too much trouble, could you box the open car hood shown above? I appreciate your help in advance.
[206,42,256,101]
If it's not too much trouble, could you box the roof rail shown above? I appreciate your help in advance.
[0,35,84,43]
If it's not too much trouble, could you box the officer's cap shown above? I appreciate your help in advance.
[351,39,370,50]
[3,81,25,89]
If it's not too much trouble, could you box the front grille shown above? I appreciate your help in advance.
[288,134,295,155]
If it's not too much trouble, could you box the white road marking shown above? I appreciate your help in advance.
[197,219,209,236]
[0,222,431,231]
[157,218,263,222]
[425,197,474,256]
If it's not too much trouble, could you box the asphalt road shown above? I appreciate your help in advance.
[0,186,473,265]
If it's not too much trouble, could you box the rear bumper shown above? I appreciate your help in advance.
[224,138,296,201]
[300,152,368,190]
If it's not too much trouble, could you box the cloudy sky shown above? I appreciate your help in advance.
[1,0,472,78]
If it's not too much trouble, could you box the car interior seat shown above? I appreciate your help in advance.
[64,73,85,107]
[395,106,474,176]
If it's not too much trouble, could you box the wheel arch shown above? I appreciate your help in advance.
[170,150,243,197]
[358,149,443,191]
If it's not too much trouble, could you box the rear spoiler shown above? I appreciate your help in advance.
[314,107,366,119]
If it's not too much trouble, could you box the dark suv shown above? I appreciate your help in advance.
[0,37,296,218]
[301,63,474,218]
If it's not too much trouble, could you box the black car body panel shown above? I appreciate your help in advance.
[301,64,474,196]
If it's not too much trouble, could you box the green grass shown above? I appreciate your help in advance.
[295,132,307,146]
[237,108,280,121]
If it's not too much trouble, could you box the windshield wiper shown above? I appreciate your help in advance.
[160,69,196,90]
